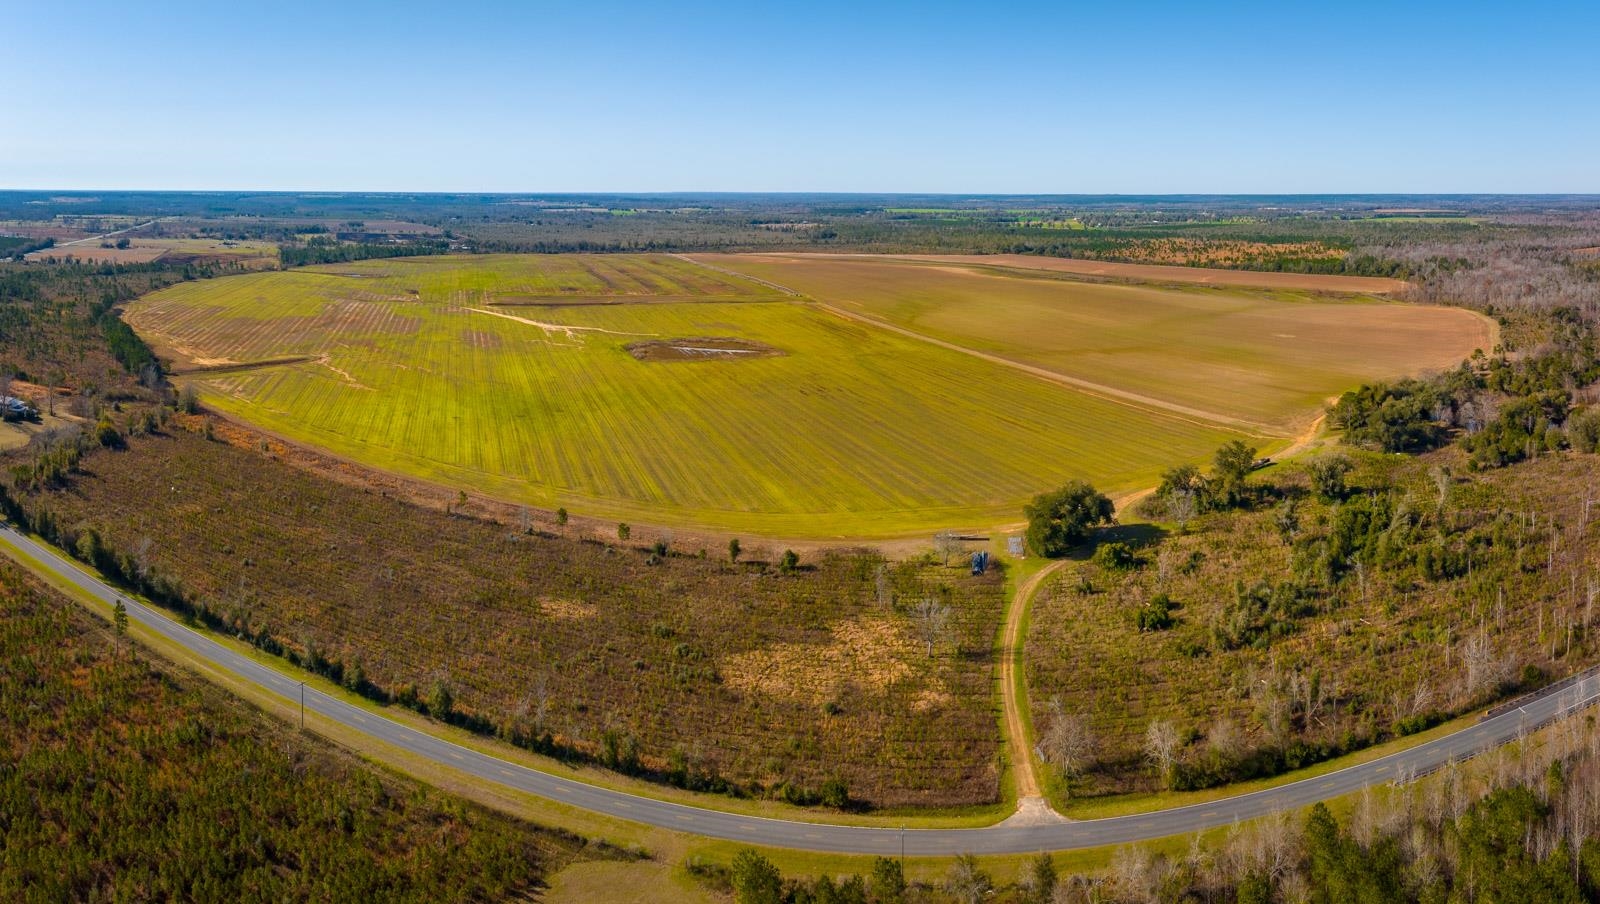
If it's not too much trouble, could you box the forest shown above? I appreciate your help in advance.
[0,558,597,902]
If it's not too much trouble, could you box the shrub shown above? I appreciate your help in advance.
[1024,481,1114,557]
[818,777,850,809]
[1135,594,1178,632]
[1092,541,1140,572]
[1567,408,1600,453]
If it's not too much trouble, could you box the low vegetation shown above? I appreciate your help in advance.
[1,427,1006,808]
[0,558,593,902]
[1031,446,1600,797]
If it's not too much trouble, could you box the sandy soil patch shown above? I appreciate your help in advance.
[538,597,599,621]
[722,617,926,706]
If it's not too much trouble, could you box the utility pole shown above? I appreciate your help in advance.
[299,681,305,730]
[899,825,905,868]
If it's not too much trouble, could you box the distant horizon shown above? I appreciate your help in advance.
[5,189,1600,200]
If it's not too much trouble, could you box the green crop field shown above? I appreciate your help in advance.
[694,254,1496,433]
[127,254,1260,537]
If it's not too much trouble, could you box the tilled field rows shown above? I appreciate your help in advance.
[130,254,1252,536]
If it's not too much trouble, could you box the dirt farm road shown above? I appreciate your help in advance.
[7,520,1599,854]
[999,560,1067,807]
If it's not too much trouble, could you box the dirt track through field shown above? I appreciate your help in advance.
[1002,560,1068,807]
[811,301,1285,437]
[685,254,1285,437]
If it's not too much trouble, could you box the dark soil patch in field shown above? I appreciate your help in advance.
[625,336,784,362]
[169,355,318,376]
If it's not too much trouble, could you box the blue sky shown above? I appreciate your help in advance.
[3,1,1597,192]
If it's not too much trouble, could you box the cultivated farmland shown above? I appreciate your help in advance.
[696,254,1494,434]
[127,254,1253,537]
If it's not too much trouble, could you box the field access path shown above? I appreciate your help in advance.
[999,560,1070,823]
[7,520,1600,854]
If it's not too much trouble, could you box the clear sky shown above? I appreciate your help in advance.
[3,1,1597,193]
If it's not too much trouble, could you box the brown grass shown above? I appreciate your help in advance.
[722,617,923,706]
[9,427,1005,808]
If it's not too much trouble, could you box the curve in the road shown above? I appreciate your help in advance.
[5,521,1596,856]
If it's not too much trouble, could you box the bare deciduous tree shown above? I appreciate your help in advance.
[933,530,963,566]
[1460,629,1508,700]
[911,597,952,657]
[942,854,993,904]
[522,673,551,734]
[1037,696,1098,790]
[1143,719,1182,789]
[1168,489,1197,533]
[1206,716,1242,766]
[132,536,154,582]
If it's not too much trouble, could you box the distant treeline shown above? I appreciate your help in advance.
[0,235,54,258]
[278,239,451,268]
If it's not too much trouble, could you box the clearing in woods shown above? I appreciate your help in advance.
[125,253,1482,537]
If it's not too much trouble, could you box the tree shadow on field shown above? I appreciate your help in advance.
[1058,522,1168,561]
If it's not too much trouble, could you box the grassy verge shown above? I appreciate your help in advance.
[1055,710,1480,819]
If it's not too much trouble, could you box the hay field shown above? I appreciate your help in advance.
[31,237,278,266]
[695,254,1492,433]
[127,254,1248,537]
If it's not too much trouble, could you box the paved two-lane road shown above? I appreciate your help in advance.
[5,521,1596,855]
